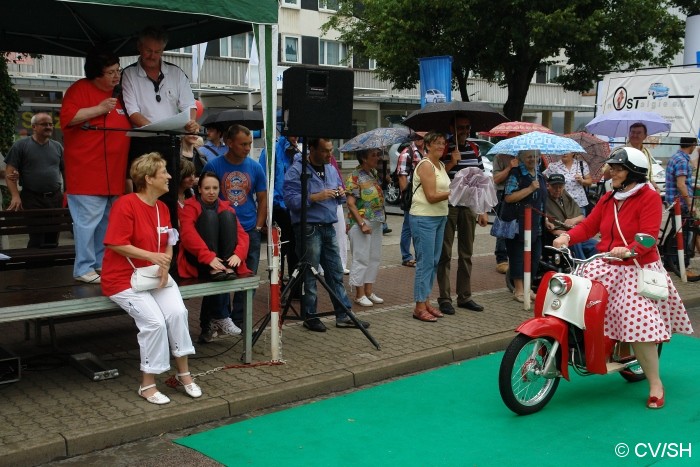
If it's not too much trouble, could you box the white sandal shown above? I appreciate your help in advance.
[175,372,202,398]
[138,384,170,405]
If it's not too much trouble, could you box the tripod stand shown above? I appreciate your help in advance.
[251,139,381,350]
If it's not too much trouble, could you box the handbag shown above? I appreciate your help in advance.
[613,204,668,301]
[490,216,518,239]
[127,203,175,292]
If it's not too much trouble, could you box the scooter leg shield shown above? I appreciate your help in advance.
[516,317,570,380]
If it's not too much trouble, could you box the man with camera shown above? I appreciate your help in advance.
[284,138,370,333]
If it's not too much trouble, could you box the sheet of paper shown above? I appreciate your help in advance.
[127,110,190,137]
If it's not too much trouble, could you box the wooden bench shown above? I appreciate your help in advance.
[0,208,75,270]
[0,265,260,363]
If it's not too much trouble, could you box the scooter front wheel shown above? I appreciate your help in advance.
[499,334,561,415]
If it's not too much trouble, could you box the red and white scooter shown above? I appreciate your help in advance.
[498,233,662,415]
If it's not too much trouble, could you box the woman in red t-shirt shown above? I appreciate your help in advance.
[102,153,202,405]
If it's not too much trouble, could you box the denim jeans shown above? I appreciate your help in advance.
[400,211,414,262]
[67,194,115,277]
[410,215,447,303]
[231,228,262,323]
[293,223,351,320]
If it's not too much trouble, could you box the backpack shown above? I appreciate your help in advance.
[397,145,420,211]
[400,171,421,211]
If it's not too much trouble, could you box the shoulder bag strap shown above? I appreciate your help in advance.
[613,203,642,269]
[126,203,160,270]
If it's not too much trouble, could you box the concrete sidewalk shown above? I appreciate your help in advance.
[1,216,699,466]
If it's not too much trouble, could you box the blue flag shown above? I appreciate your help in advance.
[419,56,453,108]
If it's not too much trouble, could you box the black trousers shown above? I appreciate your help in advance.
[273,205,298,277]
[20,189,63,248]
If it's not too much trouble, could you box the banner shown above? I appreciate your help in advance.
[419,56,452,108]
[597,68,700,137]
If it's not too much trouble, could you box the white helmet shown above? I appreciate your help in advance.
[605,147,648,176]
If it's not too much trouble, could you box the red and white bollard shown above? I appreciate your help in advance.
[268,226,282,361]
[674,199,687,282]
[523,206,532,310]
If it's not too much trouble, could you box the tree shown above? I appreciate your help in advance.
[324,0,685,121]
[0,56,22,154]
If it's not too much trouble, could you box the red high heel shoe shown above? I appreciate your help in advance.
[647,390,665,409]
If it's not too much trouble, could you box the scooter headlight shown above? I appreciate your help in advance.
[549,275,572,296]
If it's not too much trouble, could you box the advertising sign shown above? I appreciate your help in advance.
[597,68,700,137]
[419,56,452,108]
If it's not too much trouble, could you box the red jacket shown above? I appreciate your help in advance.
[568,184,660,266]
[177,197,252,278]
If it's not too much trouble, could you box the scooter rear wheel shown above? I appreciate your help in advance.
[499,334,561,415]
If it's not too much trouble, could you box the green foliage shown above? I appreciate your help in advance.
[0,57,22,154]
[324,0,686,120]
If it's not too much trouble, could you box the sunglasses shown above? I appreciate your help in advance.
[149,72,164,102]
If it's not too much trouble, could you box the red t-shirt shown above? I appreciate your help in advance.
[101,194,171,296]
[60,78,130,195]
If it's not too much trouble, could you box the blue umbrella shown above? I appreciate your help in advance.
[486,131,585,156]
[585,110,671,137]
[339,126,416,152]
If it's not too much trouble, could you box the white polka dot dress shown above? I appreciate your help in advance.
[582,259,694,342]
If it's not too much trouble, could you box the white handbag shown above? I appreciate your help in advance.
[127,204,174,292]
[613,205,668,301]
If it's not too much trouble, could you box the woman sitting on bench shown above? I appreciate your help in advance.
[177,171,251,343]
[101,153,202,405]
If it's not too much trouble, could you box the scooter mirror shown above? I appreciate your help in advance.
[634,233,657,248]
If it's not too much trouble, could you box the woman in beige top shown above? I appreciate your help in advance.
[409,132,452,322]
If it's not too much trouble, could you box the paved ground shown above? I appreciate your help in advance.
[1,213,699,466]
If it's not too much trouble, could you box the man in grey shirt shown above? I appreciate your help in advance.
[4,112,65,247]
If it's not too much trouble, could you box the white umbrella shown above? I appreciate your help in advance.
[585,110,671,137]
[448,168,498,213]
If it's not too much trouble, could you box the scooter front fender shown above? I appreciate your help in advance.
[516,317,570,380]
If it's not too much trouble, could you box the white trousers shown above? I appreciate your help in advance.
[110,283,195,374]
[335,204,348,269]
[348,219,383,287]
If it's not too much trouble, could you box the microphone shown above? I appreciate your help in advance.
[112,83,122,98]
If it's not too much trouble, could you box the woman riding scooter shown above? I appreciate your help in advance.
[553,147,693,409]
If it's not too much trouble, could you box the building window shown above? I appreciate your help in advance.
[168,45,192,54]
[282,0,300,8]
[283,36,300,64]
[319,0,339,11]
[352,52,376,70]
[547,65,564,83]
[319,40,347,67]
[220,33,253,59]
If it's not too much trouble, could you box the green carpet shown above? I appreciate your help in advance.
[175,335,699,466]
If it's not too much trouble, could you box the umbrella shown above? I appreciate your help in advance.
[584,110,671,137]
[448,167,498,213]
[486,131,585,156]
[561,132,611,180]
[403,101,509,133]
[339,127,416,152]
[0,1,276,57]
[482,121,554,138]
[202,109,264,131]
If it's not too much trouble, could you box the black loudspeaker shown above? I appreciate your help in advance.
[282,66,354,139]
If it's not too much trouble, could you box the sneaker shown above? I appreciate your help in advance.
[336,316,371,329]
[198,328,217,344]
[303,317,327,332]
[343,268,350,275]
[211,318,242,336]
[354,296,374,307]
[76,271,101,284]
[368,293,384,304]
[496,262,509,274]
